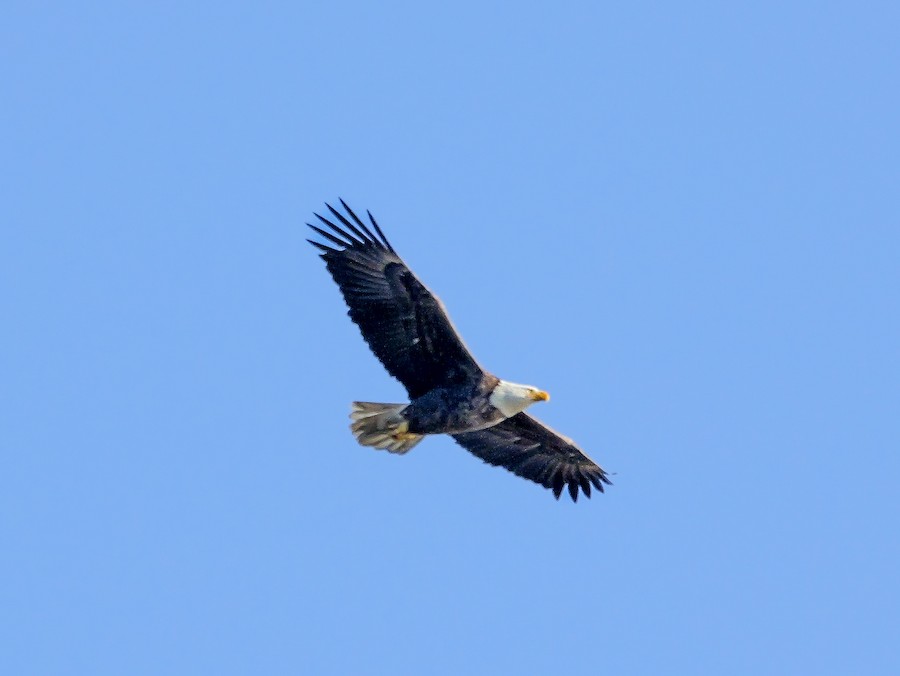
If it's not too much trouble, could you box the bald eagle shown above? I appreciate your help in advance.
[307,201,611,501]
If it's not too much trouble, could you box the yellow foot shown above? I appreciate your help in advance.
[387,421,417,442]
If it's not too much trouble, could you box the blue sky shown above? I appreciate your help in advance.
[3,2,899,674]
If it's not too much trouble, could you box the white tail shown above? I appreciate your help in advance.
[349,402,424,454]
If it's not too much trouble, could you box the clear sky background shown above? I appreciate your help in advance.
[3,2,899,675]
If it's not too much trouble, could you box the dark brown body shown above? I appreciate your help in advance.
[403,374,502,435]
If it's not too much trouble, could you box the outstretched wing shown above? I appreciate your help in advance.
[452,413,611,501]
[308,200,484,399]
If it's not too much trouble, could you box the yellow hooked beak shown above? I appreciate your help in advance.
[530,390,550,402]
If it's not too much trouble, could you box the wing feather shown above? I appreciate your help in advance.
[325,203,377,247]
[452,413,611,502]
[309,202,483,398]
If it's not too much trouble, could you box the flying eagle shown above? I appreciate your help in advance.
[307,201,611,501]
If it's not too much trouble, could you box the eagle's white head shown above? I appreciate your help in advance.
[489,380,550,418]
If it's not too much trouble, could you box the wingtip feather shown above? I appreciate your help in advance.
[552,474,565,499]
[579,475,592,499]
[338,199,385,250]
[314,213,365,248]
[307,238,335,253]
[366,209,396,253]
[326,201,377,247]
